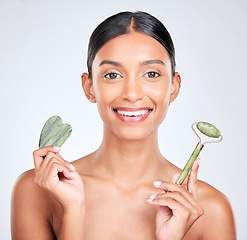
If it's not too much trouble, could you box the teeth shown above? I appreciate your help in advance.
[117,110,149,117]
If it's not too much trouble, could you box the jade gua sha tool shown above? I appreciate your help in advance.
[39,115,72,148]
[176,121,223,185]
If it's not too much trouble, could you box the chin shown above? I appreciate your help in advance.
[112,125,157,142]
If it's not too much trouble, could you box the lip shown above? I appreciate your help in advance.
[114,107,151,111]
[113,107,153,123]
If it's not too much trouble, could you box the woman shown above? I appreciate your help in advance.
[11,11,236,239]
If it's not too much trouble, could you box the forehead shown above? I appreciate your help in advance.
[92,32,171,67]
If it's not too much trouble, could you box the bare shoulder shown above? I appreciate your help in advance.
[13,169,42,195]
[11,169,55,239]
[196,180,236,240]
[70,152,96,176]
[12,169,51,209]
[198,180,234,217]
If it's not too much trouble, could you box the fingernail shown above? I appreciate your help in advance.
[70,172,75,179]
[69,164,76,171]
[153,181,162,187]
[53,146,61,152]
[147,198,154,202]
[149,194,157,200]
[197,158,201,165]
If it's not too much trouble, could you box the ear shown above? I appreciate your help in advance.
[169,72,181,103]
[81,73,96,103]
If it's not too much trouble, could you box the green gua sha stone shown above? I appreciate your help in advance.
[39,115,72,148]
[197,121,221,138]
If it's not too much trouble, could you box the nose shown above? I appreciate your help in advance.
[120,77,144,102]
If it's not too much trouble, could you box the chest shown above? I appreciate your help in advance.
[84,184,158,240]
[51,183,157,239]
[50,183,202,240]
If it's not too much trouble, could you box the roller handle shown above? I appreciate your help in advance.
[176,142,204,185]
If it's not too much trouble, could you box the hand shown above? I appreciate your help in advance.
[147,159,204,240]
[33,146,85,211]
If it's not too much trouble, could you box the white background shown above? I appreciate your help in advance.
[1,0,246,239]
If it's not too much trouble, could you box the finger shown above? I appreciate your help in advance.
[147,195,190,219]
[187,158,200,199]
[36,161,74,189]
[149,191,191,209]
[55,154,76,172]
[147,191,204,222]
[53,152,76,172]
[50,162,75,184]
[153,180,185,192]
[69,163,76,172]
[35,151,64,178]
[33,146,61,170]
[171,172,180,184]
[36,154,73,183]
[56,151,63,159]
[153,181,198,206]
[148,195,204,231]
[150,191,203,216]
[42,151,69,169]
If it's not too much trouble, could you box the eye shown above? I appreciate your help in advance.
[104,72,121,79]
[144,71,160,78]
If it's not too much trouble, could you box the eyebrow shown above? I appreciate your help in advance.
[99,60,122,67]
[98,59,165,67]
[141,60,165,66]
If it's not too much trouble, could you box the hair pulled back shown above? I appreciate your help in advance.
[87,11,176,78]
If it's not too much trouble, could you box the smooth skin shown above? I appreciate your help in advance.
[11,32,236,240]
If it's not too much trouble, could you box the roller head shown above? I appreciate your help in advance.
[196,121,221,138]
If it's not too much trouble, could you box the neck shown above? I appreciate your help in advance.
[93,126,165,187]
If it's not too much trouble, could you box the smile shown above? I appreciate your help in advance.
[116,109,150,117]
[113,108,152,123]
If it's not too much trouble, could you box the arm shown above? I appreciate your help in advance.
[11,147,85,240]
[57,206,85,240]
[11,170,56,240]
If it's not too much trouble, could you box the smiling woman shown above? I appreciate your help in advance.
[82,31,180,141]
[11,11,236,240]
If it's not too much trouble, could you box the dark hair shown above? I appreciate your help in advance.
[87,11,176,78]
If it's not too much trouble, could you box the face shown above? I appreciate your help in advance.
[82,32,180,141]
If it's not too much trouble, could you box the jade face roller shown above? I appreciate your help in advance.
[176,121,223,185]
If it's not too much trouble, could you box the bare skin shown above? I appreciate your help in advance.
[11,32,236,240]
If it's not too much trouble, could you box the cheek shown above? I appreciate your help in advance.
[94,83,118,104]
[93,83,118,120]
[147,81,171,105]
[147,82,171,123]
